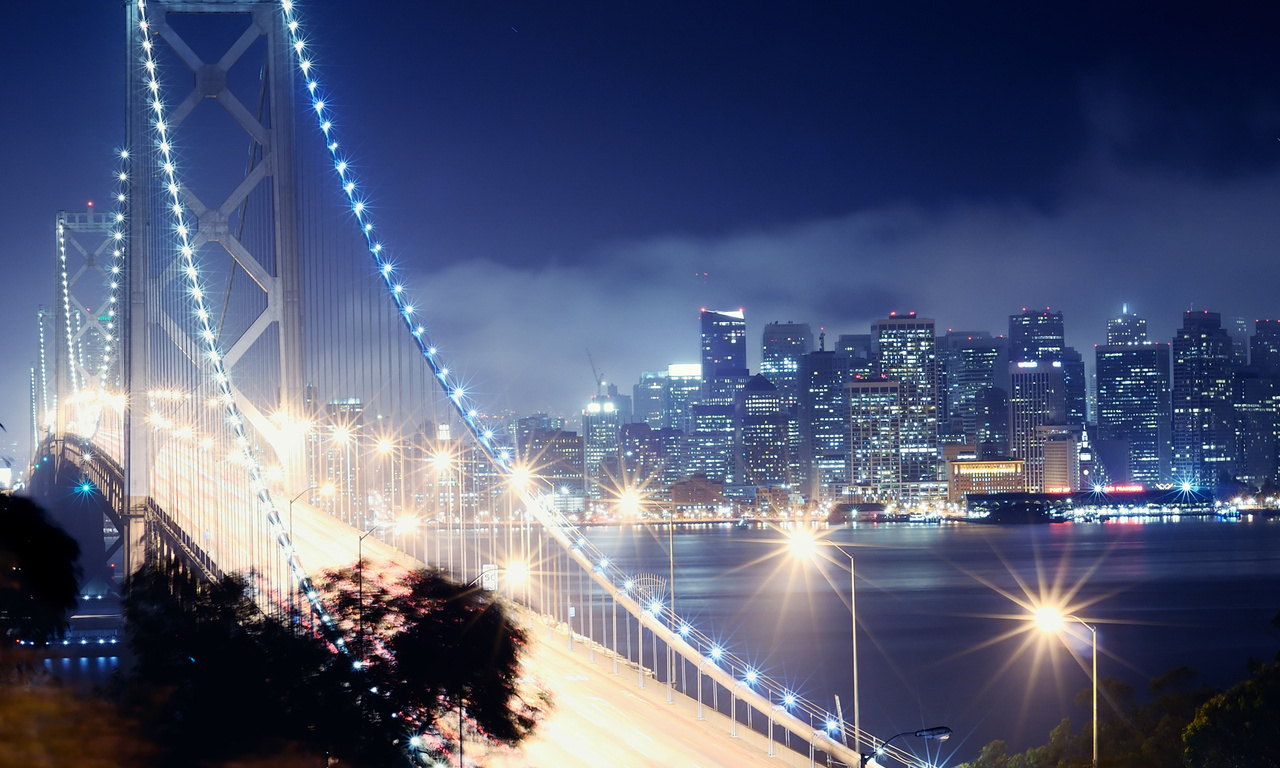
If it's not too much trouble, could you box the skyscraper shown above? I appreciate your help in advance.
[798,349,850,498]
[1252,319,1280,377]
[872,313,941,500]
[847,379,901,501]
[939,332,1009,443]
[1107,306,1148,345]
[1171,311,1236,487]
[733,374,790,488]
[701,309,749,403]
[633,370,670,429]
[1009,309,1065,363]
[1008,361,1066,493]
[760,321,813,409]
[583,393,622,498]
[1096,336,1171,486]
[1010,308,1083,425]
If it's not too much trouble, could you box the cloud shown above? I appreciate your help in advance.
[406,160,1280,423]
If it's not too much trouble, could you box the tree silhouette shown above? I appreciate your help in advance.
[122,561,393,768]
[317,563,545,759]
[0,494,81,646]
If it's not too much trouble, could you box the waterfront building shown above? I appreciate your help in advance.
[947,459,1025,502]
[1008,360,1067,493]
[872,313,942,500]
[1041,427,1080,493]
[1095,340,1171,485]
[847,379,901,502]
[1172,311,1236,487]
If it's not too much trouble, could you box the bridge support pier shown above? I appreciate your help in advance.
[123,499,149,577]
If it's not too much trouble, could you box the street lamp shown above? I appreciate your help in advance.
[623,488,679,703]
[1034,607,1098,768]
[356,525,381,667]
[788,527,860,752]
[860,726,952,767]
[286,483,334,622]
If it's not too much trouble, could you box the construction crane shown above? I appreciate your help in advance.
[586,348,605,397]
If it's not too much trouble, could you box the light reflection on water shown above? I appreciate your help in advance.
[583,519,1280,761]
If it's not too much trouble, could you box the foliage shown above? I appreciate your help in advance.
[1182,612,1280,768]
[120,559,542,767]
[317,562,546,756]
[121,561,387,768]
[0,494,81,645]
[956,668,1215,768]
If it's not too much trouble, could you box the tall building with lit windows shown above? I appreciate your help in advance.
[872,313,941,500]
[583,394,622,498]
[1007,361,1066,493]
[1096,336,1171,486]
[1009,309,1065,363]
[1172,311,1236,487]
[847,379,901,501]
[733,375,790,488]
[701,309,749,403]
[798,349,850,498]
[761,322,813,409]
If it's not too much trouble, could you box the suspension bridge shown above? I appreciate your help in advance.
[24,3,938,766]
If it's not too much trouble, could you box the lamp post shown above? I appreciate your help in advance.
[860,726,952,767]
[788,528,859,752]
[356,525,380,667]
[1034,608,1098,768]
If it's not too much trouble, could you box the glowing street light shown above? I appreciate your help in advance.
[788,527,860,752]
[860,726,952,768]
[1034,607,1098,768]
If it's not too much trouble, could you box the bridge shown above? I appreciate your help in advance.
[25,3,936,766]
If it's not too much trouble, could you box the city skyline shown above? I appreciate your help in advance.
[7,2,1280,456]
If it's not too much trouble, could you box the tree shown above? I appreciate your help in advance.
[0,494,81,646]
[1183,612,1280,767]
[317,562,546,760]
[121,561,390,768]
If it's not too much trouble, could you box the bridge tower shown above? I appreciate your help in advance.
[122,0,305,575]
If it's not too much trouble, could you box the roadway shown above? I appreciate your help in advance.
[284,500,825,767]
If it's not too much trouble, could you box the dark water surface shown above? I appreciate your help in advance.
[581,518,1280,762]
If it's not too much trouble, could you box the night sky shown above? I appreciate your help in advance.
[5,1,1280,462]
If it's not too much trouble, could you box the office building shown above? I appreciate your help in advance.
[873,313,941,500]
[939,332,1009,443]
[733,375,791,488]
[583,393,622,497]
[947,460,1025,502]
[798,349,851,497]
[701,309,749,403]
[1009,308,1065,363]
[761,322,813,409]
[1171,311,1236,487]
[1107,306,1148,345]
[847,379,901,502]
[1008,361,1067,493]
[1096,341,1171,485]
